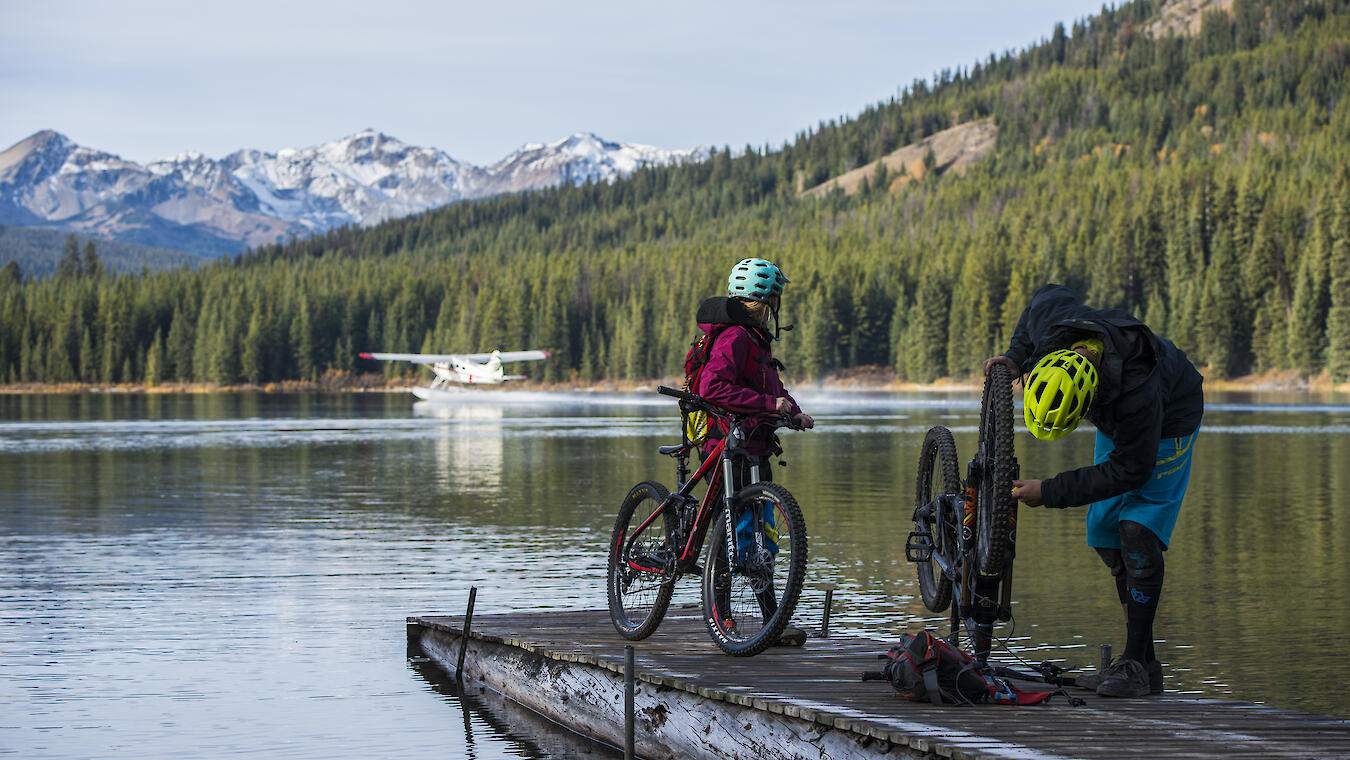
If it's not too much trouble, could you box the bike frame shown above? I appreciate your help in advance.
[621,414,765,579]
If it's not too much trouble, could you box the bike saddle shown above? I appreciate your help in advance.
[657,443,690,456]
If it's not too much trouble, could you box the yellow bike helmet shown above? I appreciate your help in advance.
[1024,349,1099,440]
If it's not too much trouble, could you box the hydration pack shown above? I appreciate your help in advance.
[681,326,730,444]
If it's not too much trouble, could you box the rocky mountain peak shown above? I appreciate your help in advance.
[0,128,700,255]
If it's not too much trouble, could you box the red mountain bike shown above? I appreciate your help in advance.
[606,386,807,656]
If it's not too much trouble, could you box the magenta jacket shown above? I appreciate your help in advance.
[693,297,802,457]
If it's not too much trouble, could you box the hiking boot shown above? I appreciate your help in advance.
[1077,658,1163,694]
[774,625,806,647]
[1096,658,1151,698]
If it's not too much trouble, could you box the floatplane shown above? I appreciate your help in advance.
[358,349,551,401]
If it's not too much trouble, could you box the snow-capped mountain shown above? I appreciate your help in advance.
[483,132,694,194]
[0,129,703,255]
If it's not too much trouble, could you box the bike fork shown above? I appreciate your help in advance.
[721,458,738,571]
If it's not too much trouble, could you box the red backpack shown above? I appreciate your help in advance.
[680,326,726,443]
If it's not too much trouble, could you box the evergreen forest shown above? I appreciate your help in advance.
[3,0,1350,387]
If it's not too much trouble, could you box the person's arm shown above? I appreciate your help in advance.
[1040,389,1162,508]
[699,329,776,413]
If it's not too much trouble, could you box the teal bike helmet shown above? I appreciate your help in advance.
[727,258,789,302]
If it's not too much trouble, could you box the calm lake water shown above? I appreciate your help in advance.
[3,388,1349,758]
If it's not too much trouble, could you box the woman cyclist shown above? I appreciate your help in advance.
[984,283,1203,698]
[693,257,814,644]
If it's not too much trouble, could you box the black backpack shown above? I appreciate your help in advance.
[864,630,1057,706]
[869,630,990,705]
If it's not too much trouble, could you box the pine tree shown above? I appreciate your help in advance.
[1326,177,1350,382]
[58,234,82,281]
[903,277,948,383]
[166,311,194,381]
[145,330,164,386]
[241,311,266,384]
[1198,228,1242,378]
[82,240,102,279]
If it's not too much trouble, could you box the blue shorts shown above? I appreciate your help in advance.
[1086,427,1198,550]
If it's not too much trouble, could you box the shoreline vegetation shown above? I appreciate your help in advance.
[3,366,1347,397]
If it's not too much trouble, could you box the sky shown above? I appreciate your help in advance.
[3,0,1106,167]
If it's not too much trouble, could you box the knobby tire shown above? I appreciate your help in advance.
[976,363,1016,578]
[701,482,807,656]
[607,481,676,640]
[915,425,960,613]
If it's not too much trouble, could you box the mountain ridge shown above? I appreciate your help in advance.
[0,129,704,256]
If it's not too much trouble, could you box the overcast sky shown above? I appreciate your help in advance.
[3,0,1103,166]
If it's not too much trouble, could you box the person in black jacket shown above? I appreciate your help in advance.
[984,283,1203,698]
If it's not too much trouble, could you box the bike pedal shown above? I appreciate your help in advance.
[905,530,934,563]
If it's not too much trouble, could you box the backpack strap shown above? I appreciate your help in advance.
[923,668,942,705]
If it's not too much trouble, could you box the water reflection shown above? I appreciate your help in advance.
[1,390,1347,760]
[416,402,506,493]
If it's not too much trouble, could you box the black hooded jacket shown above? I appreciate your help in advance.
[1003,284,1204,509]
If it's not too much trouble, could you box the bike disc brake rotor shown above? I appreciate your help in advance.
[741,549,774,594]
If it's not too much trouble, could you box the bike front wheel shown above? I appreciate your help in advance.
[607,481,676,640]
[976,362,1017,578]
[701,482,807,656]
[915,425,960,612]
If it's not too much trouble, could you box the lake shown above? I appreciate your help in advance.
[3,388,1348,759]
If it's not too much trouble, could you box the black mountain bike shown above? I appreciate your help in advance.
[905,362,1019,664]
[606,386,807,656]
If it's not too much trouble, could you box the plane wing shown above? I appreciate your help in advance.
[358,350,550,364]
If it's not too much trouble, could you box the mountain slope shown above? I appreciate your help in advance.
[0,129,703,256]
[0,225,208,278]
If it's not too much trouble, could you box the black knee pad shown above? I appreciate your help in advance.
[1096,547,1128,605]
[1119,521,1165,596]
[1095,547,1124,577]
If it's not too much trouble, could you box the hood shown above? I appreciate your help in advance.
[696,297,768,337]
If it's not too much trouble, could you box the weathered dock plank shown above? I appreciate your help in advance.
[408,606,1350,760]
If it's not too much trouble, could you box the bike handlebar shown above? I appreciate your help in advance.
[656,385,695,403]
[655,385,804,431]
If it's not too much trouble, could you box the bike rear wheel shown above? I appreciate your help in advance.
[915,425,960,612]
[976,362,1017,578]
[701,482,807,656]
[607,481,676,640]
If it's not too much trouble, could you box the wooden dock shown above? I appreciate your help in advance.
[407,605,1350,760]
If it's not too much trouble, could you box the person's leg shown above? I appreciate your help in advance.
[1094,546,1129,614]
[1097,429,1198,697]
[1119,520,1165,664]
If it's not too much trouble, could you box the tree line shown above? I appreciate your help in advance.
[2,0,1349,386]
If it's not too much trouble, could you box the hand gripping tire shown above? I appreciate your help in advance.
[607,481,676,640]
[975,362,1016,578]
[915,425,960,612]
[701,482,807,656]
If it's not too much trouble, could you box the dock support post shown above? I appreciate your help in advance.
[456,586,477,682]
[821,586,834,638]
[624,645,635,760]
[1099,643,1112,676]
